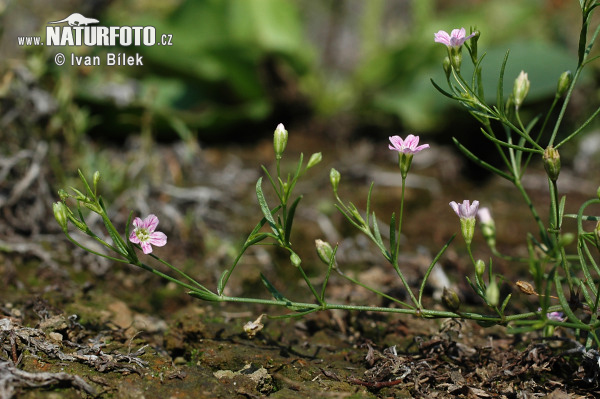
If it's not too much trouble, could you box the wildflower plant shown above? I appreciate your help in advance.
[55,0,600,352]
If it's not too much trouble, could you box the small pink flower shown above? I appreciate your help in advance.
[450,200,479,219]
[388,134,430,155]
[434,28,475,48]
[129,214,167,254]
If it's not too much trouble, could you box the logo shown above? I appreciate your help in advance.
[48,13,99,27]
[17,12,174,67]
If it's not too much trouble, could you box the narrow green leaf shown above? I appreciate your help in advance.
[78,169,95,198]
[558,195,566,227]
[188,290,221,302]
[260,273,291,303]
[452,138,514,181]
[255,177,279,237]
[496,50,510,112]
[365,182,374,228]
[500,293,512,314]
[371,212,385,249]
[389,212,397,260]
[284,196,302,244]
[217,270,228,295]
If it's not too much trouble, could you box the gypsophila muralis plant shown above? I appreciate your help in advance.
[55,1,600,352]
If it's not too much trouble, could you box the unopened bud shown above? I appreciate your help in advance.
[330,168,341,193]
[558,233,575,248]
[513,70,530,109]
[306,152,322,169]
[442,287,461,312]
[53,202,69,232]
[556,70,572,97]
[315,239,334,266]
[442,57,451,80]
[543,146,561,181]
[290,252,301,267]
[92,171,101,192]
[273,123,288,159]
[485,278,500,307]
[475,259,486,280]
[477,207,496,248]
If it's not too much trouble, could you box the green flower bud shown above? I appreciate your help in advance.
[513,70,530,109]
[556,70,572,97]
[53,202,69,232]
[558,233,575,248]
[273,123,288,159]
[442,287,461,312]
[330,168,341,193]
[290,252,301,267]
[543,146,561,181]
[315,239,334,266]
[92,171,101,193]
[442,57,451,80]
[306,152,322,170]
[485,278,500,307]
[475,259,486,280]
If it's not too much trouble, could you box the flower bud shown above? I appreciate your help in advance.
[477,207,496,248]
[513,70,530,109]
[442,287,461,312]
[485,278,500,307]
[290,252,301,267]
[475,259,486,280]
[543,146,561,181]
[442,57,451,80]
[556,70,572,97]
[558,233,574,248]
[53,202,69,232]
[306,152,322,169]
[330,168,341,193]
[315,239,334,266]
[273,123,288,159]
[92,171,101,191]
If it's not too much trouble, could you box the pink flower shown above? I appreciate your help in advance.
[388,134,430,155]
[450,200,479,219]
[477,207,493,224]
[129,214,167,254]
[434,28,475,48]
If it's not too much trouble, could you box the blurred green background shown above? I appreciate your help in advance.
[1,0,589,143]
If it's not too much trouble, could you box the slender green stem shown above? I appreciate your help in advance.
[338,271,415,309]
[148,252,209,292]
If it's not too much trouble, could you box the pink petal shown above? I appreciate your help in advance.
[140,241,153,254]
[434,30,451,46]
[449,201,459,216]
[148,232,167,247]
[142,214,159,232]
[451,28,466,40]
[132,217,143,229]
[129,230,140,244]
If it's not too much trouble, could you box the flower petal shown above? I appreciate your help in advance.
[129,230,140,244]
[143,214,160,232]
[148,232,167,247]
[434,30,451,46]
[132,217,143,229]
[140,241,153,254]
[449,201,460,216]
